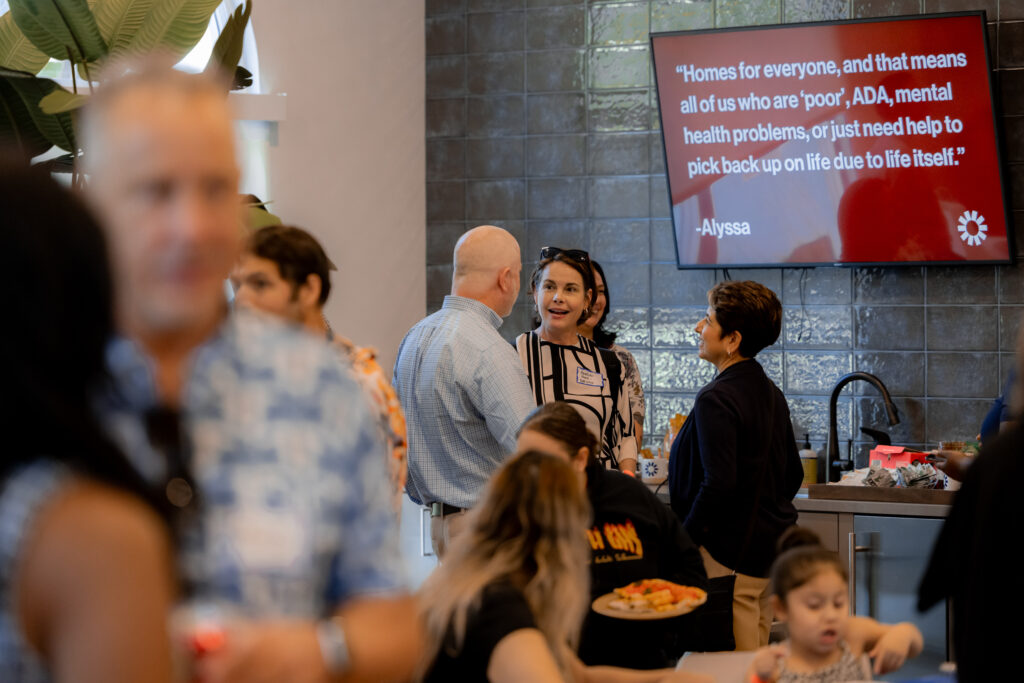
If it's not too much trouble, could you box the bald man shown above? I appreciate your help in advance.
[82,62,419,683]
[394,225,535,556]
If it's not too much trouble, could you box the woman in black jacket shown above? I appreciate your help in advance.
[668,281,803,651]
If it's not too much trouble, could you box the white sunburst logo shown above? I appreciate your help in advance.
[957,211,988,247]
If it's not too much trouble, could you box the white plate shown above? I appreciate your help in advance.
[591,587,707,621]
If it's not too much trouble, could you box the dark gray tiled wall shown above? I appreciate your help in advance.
[426,0,1024,461]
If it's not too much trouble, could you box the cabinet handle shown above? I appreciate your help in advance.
[847,532,871,615]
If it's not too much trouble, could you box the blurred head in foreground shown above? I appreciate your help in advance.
[82,56,241,341]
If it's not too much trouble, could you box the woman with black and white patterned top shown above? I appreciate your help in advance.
[515,247,638,475]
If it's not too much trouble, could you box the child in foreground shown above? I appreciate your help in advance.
[748,528,923,682]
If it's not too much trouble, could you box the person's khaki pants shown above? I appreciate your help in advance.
[429,509,469,559]
[699,546,772,650]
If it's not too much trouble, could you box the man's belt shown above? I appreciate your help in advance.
[429,502,463,517]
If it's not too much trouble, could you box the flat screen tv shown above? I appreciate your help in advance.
[651,12,1012,268]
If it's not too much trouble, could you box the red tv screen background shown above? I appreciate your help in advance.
[652,13,1011,268]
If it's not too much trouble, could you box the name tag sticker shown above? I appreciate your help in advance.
[576,367,605,388]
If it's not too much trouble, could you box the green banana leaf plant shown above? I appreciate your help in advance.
[0,0,252,167]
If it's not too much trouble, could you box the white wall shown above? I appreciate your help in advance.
[252,1,425,373]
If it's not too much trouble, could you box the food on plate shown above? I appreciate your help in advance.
[607,579,706,613]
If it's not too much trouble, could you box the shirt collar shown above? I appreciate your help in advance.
[103,315,234,409]
[442,295,503,330]
[715,357,757,379]
[534,330,586,349]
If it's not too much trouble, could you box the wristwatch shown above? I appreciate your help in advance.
[316,616,351,676]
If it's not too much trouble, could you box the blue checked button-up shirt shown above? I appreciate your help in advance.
[394,296,535,509]
[97,311,404,618]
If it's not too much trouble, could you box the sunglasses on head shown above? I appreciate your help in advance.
[539,246,590,264]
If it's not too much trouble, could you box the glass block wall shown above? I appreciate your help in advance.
[425,0,1024,461]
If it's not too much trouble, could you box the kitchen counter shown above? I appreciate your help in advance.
[794,490,951,518]
[647,482,952,519]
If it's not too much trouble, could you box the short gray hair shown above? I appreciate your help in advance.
[80,53,231,174]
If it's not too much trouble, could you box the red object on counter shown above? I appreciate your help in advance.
[869,445,928,469]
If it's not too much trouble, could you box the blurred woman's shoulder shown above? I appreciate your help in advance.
[3,467,174,683]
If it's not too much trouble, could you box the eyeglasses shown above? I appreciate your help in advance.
[539,246,590,264]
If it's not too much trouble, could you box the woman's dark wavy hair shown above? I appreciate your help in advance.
[770,527,847,603]
[588,260,617,349]
[519,402,601,468]
[708,280,782,358]
[0,154,171,525]
[529,252,596,328]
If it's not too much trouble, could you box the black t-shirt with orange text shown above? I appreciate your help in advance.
[580,463,708,669]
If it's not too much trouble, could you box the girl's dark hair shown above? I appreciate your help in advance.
[529,252,596,327]
[770,527,847,602]
[589,260,617,349]
[0,154,171,525]
[708,280,782,358]
[519,402,601,468]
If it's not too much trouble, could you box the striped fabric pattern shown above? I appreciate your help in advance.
[515,331,638,468]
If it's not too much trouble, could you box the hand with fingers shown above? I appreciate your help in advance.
[869,623,921,676]
[748,643,788,683]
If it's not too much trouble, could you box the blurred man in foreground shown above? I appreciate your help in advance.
[83,60,420,682]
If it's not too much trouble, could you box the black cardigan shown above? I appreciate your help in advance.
[668,359,802,578]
